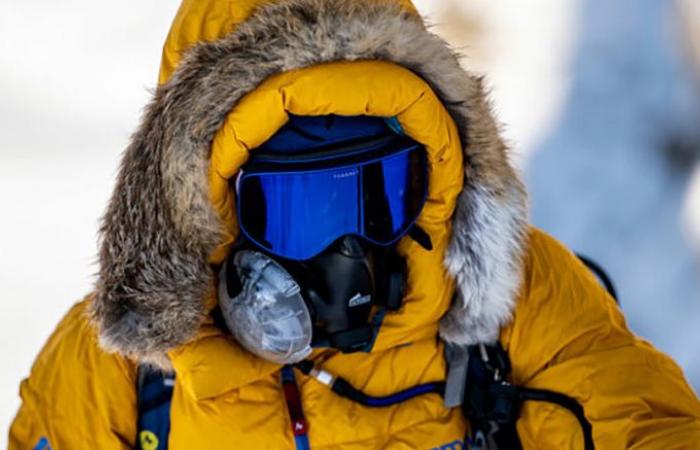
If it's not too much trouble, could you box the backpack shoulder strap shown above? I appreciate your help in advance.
[454,343,595,450]
[136,365,175,450]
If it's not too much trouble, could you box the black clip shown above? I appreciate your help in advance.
[488,382,520,424]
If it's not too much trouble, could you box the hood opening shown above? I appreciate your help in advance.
[91,0,527,369]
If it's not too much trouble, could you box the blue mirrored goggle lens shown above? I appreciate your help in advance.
[362,146,427,242]
[237,146,427,260]
[239,167,361,260]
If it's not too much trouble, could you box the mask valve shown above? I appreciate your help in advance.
[218,251,313,364]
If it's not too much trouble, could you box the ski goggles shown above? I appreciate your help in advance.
[236,134,428,261]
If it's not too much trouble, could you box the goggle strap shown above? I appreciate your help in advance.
[371,246,407,311]
[408,224,433,251]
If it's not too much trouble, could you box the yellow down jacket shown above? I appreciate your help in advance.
[10,0,700,449]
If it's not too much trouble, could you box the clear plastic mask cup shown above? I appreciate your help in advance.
[218,250,313,364]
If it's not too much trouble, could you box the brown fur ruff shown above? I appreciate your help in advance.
[91,0,528,368]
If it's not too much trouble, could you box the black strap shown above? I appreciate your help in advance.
[408,224,433,251]
[371,245,406,311]
[576,254,618,302]
[463,344,595,450]
[519,387,594,450]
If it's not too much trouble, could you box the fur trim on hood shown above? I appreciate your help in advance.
[91,0,528,368]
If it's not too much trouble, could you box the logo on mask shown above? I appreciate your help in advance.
[332,169,359,179]
[348,293,371,307]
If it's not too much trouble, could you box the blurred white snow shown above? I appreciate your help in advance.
[0,0,181,442]
[525,0,700,387]
[1,0,699,445]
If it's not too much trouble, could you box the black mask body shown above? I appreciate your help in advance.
[224,235,406,354]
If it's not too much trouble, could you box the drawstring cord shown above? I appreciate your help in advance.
[294,360,445,408]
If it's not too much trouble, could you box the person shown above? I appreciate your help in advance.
[9,0,700,448]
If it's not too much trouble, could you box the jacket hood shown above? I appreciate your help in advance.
[91,0,528,368]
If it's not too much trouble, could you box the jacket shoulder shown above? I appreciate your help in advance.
[10,297,137,450]
[506,229,700,448]
[508,227,639,376]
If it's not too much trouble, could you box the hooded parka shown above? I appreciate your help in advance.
[10,0,700,449]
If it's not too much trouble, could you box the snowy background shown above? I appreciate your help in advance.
[1,0,699,445]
